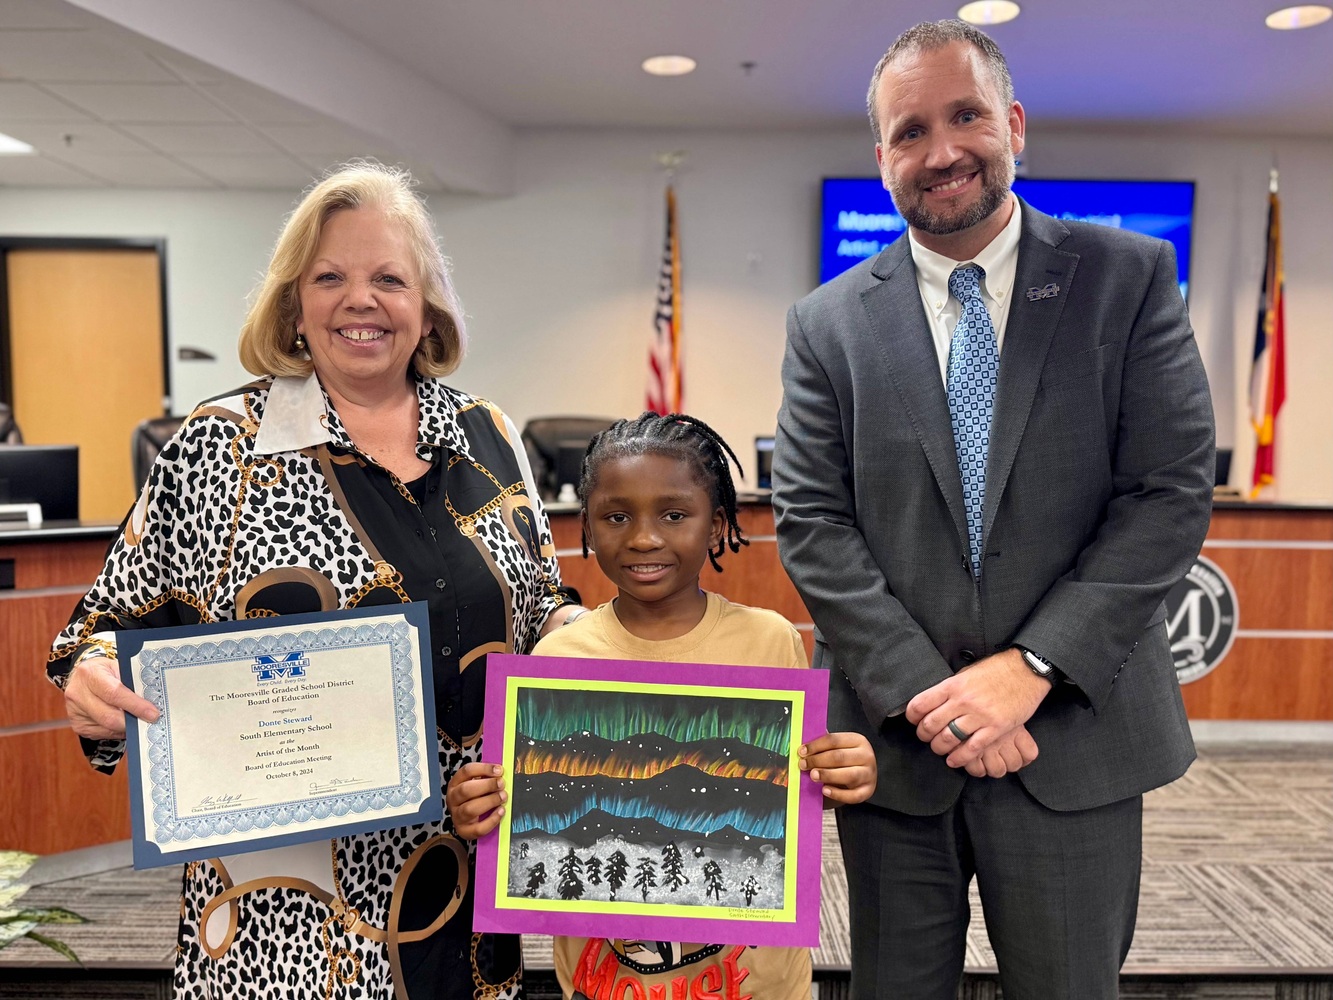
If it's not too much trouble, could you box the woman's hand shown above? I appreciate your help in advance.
[799,732,878,806]
[64,655,159,739]
[446,762,507,840]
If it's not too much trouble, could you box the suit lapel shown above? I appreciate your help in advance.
[983,206,1080,548]
[860,242,969,556]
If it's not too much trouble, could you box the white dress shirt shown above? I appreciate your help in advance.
[908,197,1023,383]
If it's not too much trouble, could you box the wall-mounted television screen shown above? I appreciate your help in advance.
[820,177,1195,299]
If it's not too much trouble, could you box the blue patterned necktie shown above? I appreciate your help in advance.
[946,264,999,579]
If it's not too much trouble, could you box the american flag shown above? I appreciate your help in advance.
[1250,171,1286,497]
[646,185,682,415]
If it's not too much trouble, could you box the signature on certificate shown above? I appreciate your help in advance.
[193,793,247,812]
[309,777,368,794]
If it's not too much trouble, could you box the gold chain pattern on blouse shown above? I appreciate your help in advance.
[442,455,526,538]
[471,932,521,1000]
[320,841,362,999]
[345,561,411,608]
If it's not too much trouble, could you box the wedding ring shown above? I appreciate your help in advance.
[947,719,971,742]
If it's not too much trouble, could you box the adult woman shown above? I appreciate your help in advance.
[49,162,582,998]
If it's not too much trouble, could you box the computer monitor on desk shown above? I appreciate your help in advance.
[0,445,79,522]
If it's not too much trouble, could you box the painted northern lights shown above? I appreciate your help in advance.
[508,687,793,867]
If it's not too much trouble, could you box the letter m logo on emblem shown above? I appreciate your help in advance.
[253,651,310,682]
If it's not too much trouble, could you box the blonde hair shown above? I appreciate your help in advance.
[238,160,466,379]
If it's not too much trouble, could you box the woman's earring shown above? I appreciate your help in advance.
[294,332,306,351]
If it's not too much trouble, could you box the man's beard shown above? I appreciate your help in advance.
[891,145,1015,237]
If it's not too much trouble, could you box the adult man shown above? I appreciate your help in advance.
[772,19,1214,1000]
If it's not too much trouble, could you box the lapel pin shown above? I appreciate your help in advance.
[1026,283,1060,302]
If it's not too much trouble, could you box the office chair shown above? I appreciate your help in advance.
[520,416,618,500]
[0,402,22,444]
[131,415,185,488]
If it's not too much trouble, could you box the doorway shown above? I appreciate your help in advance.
[0,239,170,523]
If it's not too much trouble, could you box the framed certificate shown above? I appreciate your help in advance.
[473,653,829,948]
[118,603,440,869]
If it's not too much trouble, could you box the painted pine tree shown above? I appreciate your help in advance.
[557,848,585,900]
[702,860,726,901]
[633,856,659,902]
[660,842,689,892]
[606,851,629,901]
[585,855,603,885]
[525,861,547,898]
[741,874,760,906]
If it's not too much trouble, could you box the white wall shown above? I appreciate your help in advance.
[3,126,1330,499]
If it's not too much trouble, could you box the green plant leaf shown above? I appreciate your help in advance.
[20,908,87,925]
[0,886,29,909]
[0,852,38,886]
[25,931,81,965]
[0,920,39,948]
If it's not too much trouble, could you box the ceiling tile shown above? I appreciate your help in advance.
[0,29,176,83]
[0,81,89,121]
[0,1,93,30]
[261,122,382,156]
[0,154,99,186]
[49,151,216,187]
[122,123,277,154]
[199,80,319,125]
[3,121,156,155]
[45,82,235,123]
[177,153,316,189]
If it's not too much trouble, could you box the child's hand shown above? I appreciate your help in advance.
[445,762,507,839]
[799,732,877,806]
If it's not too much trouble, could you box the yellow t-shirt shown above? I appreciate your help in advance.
[532,593,812,1000]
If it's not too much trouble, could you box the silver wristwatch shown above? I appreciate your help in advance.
[1017,645,1058,681]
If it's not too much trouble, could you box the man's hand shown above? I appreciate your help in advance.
[906,648,1051,769]
[962,724,1039,778]
[65,655,159,739]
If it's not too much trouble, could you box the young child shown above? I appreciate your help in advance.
[447,412,876,1000]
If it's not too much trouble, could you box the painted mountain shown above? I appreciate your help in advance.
[506,686,794,910]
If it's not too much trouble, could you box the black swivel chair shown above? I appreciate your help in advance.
[0,402,22,444]
[520,416,618,501]
[131,416,185,488]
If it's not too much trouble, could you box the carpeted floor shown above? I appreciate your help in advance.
[3,743,1331,999]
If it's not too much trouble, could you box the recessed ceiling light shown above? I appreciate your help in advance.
[0,132,35,156]
[957,1,1021,25]
[1266,4,1332,27]
[642,55,697,77]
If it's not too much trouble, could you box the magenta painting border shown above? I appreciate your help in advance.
[473,652,829,948]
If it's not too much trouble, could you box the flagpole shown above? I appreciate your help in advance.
[647,152,687,415]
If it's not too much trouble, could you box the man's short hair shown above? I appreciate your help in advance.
[866,19,1015,144]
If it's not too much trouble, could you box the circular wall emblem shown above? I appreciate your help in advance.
[1165,554,1239,684]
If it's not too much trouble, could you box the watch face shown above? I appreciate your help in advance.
[1023,651,1053,676]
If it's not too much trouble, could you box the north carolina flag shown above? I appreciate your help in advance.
[1249,173,1286,497]
[646,186,682,415]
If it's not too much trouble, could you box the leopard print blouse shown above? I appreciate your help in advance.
[49,372,568,1000]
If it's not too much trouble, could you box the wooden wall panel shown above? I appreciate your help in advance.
[2,538,110,589]
[1209,508,1333,541]
[1199,547,1333,630]
[0,727,130,854]
[0,591,81,728]
[1179,638,1333,720]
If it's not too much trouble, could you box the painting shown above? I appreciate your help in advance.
[473,654,828,948]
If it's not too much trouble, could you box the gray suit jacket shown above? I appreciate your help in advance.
[773,200,1215,816]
